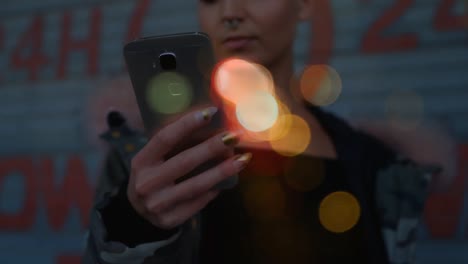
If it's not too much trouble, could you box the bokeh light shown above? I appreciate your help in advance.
[111,131,120,138]
[253,62,275,95]
[235,89,279,132]
[299,65,342,106]
[124,143,135,153]
[146,72,193,114]
[243,100,293,142]
[265,101,292,141]
[213,58,275,104]
[251,223,313,263]
[319,191,361,233]
[385,89,424,131]
[284,157,325,192]
[270,115,311,157]
[242,178,287,221]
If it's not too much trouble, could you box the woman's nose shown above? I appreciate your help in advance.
[220,0,246,21]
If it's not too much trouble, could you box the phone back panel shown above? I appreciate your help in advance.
[124,32,218,135]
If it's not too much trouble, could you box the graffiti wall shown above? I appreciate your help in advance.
[0,0,467,263]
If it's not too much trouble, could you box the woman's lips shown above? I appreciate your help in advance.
[223,37,254,50]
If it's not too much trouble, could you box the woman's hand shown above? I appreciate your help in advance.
[127,107,251,229]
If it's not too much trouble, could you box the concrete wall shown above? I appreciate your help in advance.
[0,0,467,263]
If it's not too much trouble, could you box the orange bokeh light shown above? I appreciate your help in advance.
[212,58,275,105]
[270,115,311,157]
[299,65,342,106]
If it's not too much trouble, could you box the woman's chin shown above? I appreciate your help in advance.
[218,49,263,64]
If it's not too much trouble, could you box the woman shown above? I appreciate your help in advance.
[83,0,442,263]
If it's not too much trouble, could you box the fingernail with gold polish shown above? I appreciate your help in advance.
[197,107,218,122]
[222,132,240,147]
[233,153,252,170]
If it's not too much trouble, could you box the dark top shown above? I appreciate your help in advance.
[98,106,404,264]
[200,149,368,264]
[199,105,395,263]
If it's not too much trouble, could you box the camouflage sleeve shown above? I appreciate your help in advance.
[82,111,201,264]
[375,157,437,264]
[82,190,184,264]
[82,181,202,264]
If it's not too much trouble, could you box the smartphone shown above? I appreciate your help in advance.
[123,32,221,133]
[123,32,237,190]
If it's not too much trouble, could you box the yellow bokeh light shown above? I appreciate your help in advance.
[385,90,424,131]
[299,65,342,106]
[235,90,279,132]
[111,131,120,138]
[270,115,311,157]
[124,143,136,153]
[266,101,293,141]
[319,191,361,233]
[146,72,193,114]
[268,117,291,143]
[241,178,287,221]
[250,223,313,263]
[213,58,275,104]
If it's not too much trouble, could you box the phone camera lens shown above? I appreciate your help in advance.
[159,52,177,70]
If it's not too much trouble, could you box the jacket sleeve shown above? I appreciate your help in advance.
[375,157,436,264]
[82,113,201,264]
[82,149,202,264]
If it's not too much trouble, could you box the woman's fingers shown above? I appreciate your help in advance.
[144,153,252,214]
[136,131,241,194]
[173,152,252,199]
[132,106,218,168]
[126,105,251,231]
